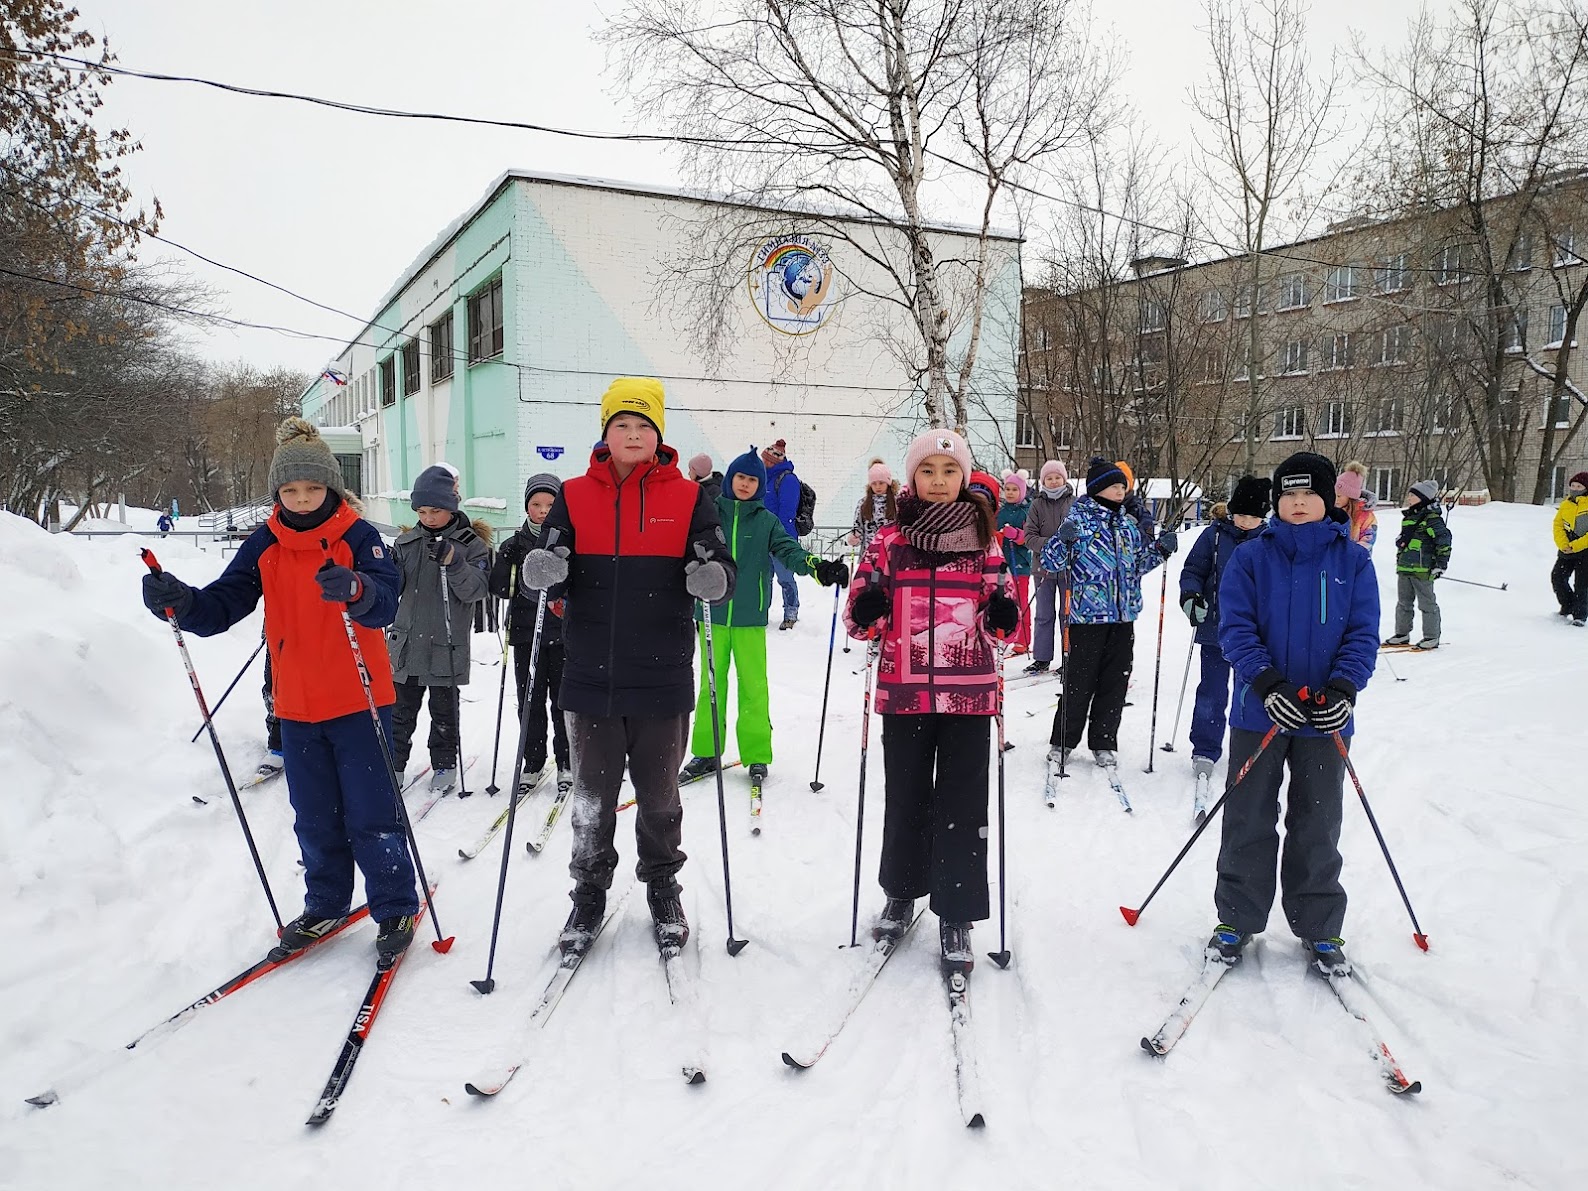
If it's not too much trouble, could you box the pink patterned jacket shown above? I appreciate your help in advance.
[843,524,1007,716]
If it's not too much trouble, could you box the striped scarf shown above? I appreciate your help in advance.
[896,494,983,556]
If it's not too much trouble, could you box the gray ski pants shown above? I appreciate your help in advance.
[1394,573,1441,641]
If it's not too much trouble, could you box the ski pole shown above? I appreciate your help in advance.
[700,602,748,956]
[437,558,472,799]
[318,539,453,955]
[1145,562,1169,771]
[142,549,282,930]
[1329,730,1430,951]
[1056,570,1072,781]
[848,571,884,947]
[1120,724,1279,926]
[809,581,843,791]
[1383,653,1405,683]
[473,533,557,993]
[1443,576,1507,591]
[189,635,266,743]
[1161,637,1196,752]
[989,576,1012,969]
[841,549,856,654]
[484,566,515,795]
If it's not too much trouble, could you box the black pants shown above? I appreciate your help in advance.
[390,678,460,772]
[1051,622,1134,751]
[566,712,689,898]
[1215,728,1347,941]
[513,639,569,772]
[263,650,281,752]
[879,713,991,923]
[1552,552,1588,619]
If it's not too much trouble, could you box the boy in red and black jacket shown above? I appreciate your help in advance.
[520,378,736,957]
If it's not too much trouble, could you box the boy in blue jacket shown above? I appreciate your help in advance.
[1210,452,1379,976]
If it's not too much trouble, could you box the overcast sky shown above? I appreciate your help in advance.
[70,0,1445,376]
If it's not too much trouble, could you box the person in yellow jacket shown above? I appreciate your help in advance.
[1552,471,1588,626]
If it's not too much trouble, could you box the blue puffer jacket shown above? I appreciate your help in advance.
[1218,517,1379,738]
[1039,495,1163,623]
[763,459,802,537]
[996,499,1033,575]
[1179,516,1264,646]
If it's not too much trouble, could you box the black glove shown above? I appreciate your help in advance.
[1057,519,1081,544]
[1181,592,1207,625]
[426,537,458,568]
[986,591,1021,634]
[1253,668,1309,732]
[1307,680,1356,734]
[850,583,890,628]
[814,558,851,587]
[142,571,194,620]
[496,529,532,566]
[315,563,361,602]
[1157,529,1179,558]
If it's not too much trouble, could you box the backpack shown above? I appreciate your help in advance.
[775,472,818,537]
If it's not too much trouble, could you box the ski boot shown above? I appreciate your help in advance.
[254,750,284,780]
[1207,923,1251,965]
[1023,659,1050,675]
[429,767,457,793]
[872,896,915,943]
[375,913,417,968]
[1093,749,1118,769]
[649,881,689,954]
[1382,634,1410,646]
[517,764,548,797]
[940,920,974,974]
[748,762,768,786]
[1306,937,1351,978]
[271,910,350,960]
[558,888,606,957]
[556,766,574,794]
[678,756,719,783]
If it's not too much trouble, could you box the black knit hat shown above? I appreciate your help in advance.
[1271,452,1337,510]
[1086,456,1128,496]
[1228,475,1271,518]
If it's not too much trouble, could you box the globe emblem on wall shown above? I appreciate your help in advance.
[748,235,839,335]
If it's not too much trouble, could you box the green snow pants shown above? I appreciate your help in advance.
[690,623,772,765]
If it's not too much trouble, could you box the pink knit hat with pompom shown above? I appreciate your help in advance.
[1039,460,1068,486]
[902,428,973,493]
[867,459,892,485]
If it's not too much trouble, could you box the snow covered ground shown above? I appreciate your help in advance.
[0,504,1581,1190]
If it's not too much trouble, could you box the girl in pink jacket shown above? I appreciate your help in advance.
[844,429,1022,972]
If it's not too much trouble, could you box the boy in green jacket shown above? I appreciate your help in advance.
[680,447,850,787]
[1385,479,1453,650]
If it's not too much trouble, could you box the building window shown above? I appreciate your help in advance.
[1277,273,1309,310]
[379,357,396,408]
[430,317,455,382]
[1016,411,1038,448]
[1431,393,1459,433]
[1140,298,1166,332]
[1282,338,1309,375]
[1373,466,1404,502]
[402,339,421,398]
[1324,265,1360,303]
[1325,333,1353,370]
[1376,254,1410,293]
[1543,391,1574,428]
[1201,348,1224,383]
[1371,397,1404,435]
[1503,307,1527,353]
[1321,400,1352,437]
[1377,325,1411,364]
[1507,233,1533,272]
[1200,289,1227,323]
[1273,406,1305,439]
[1234,283,1256,319]
[1553,228,1578,267]
[468,276,505,363]
[1434,244,1467,285]
[1546,304,1578,348]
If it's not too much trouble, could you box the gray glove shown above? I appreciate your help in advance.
[520,546,570,592]
[685,559,730,602]
[1057,519,1081,544]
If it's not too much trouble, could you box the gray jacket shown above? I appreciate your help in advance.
[1025,484,1076,573]
[387,513,492,685]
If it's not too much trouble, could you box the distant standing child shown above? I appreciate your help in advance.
[1336,460,1377,551]
[996,471,1033,654]
[387,466,492,793]
[489,473,572,794]
[1385,479,1451,649]
[844,428,1020,972]
[1552,470,1588,626]
[1023,460,1075,675]
[680,447,850,788]
[761,439,805,629]
[140,418,419,964]
[1178,476,1270,787]
[1208,451,1379,975]
[520,378,737,956]
[1042,458,1176,777]
[847,458,899,552]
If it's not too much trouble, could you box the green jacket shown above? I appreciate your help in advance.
[697,495,815,627]
[1394,503,1452,576]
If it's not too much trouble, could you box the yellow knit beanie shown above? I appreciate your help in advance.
[600,377,666,438]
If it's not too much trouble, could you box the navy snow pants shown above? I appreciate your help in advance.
[1188,641,1233,762]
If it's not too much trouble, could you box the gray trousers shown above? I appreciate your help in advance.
[1033,571,1060,663]
[566,712,689,901]
[1215,728,1347,941]
[1394,573,1441,641]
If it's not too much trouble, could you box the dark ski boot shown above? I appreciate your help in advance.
[1306,936,1351,978]
[872,896,915,943]
[271,910,349,960]
[939,920,974,974]
[678,756,719,783]
[558,888,606,957]
[375,913,417,968]
[649,882,689,954]
[1207,923,1251,965]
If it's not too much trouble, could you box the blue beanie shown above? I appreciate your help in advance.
[411,464,460,512]
[723,446,767,498]
[1085,456,1127,497]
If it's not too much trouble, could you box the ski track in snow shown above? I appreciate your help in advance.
[0,505,1583,1190]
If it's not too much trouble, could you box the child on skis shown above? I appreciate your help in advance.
[519,378,737,956]
[1553,471,1588,626]
[844,429,1021,972]
[996,471,1033,655]
[386,466,492,793]
[1023,460,1074,675]
[1336,460,1377,551]
[139,418,419,964]
[1178,476,1269,793]
[489,473,571,795]
[1385,479,1452,649]
[847,458,899,552]
[1042,458,1176,780]
[1209,451,1379,975]
[679,447,850,789]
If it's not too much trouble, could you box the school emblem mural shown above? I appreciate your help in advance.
[748,235,838,335]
